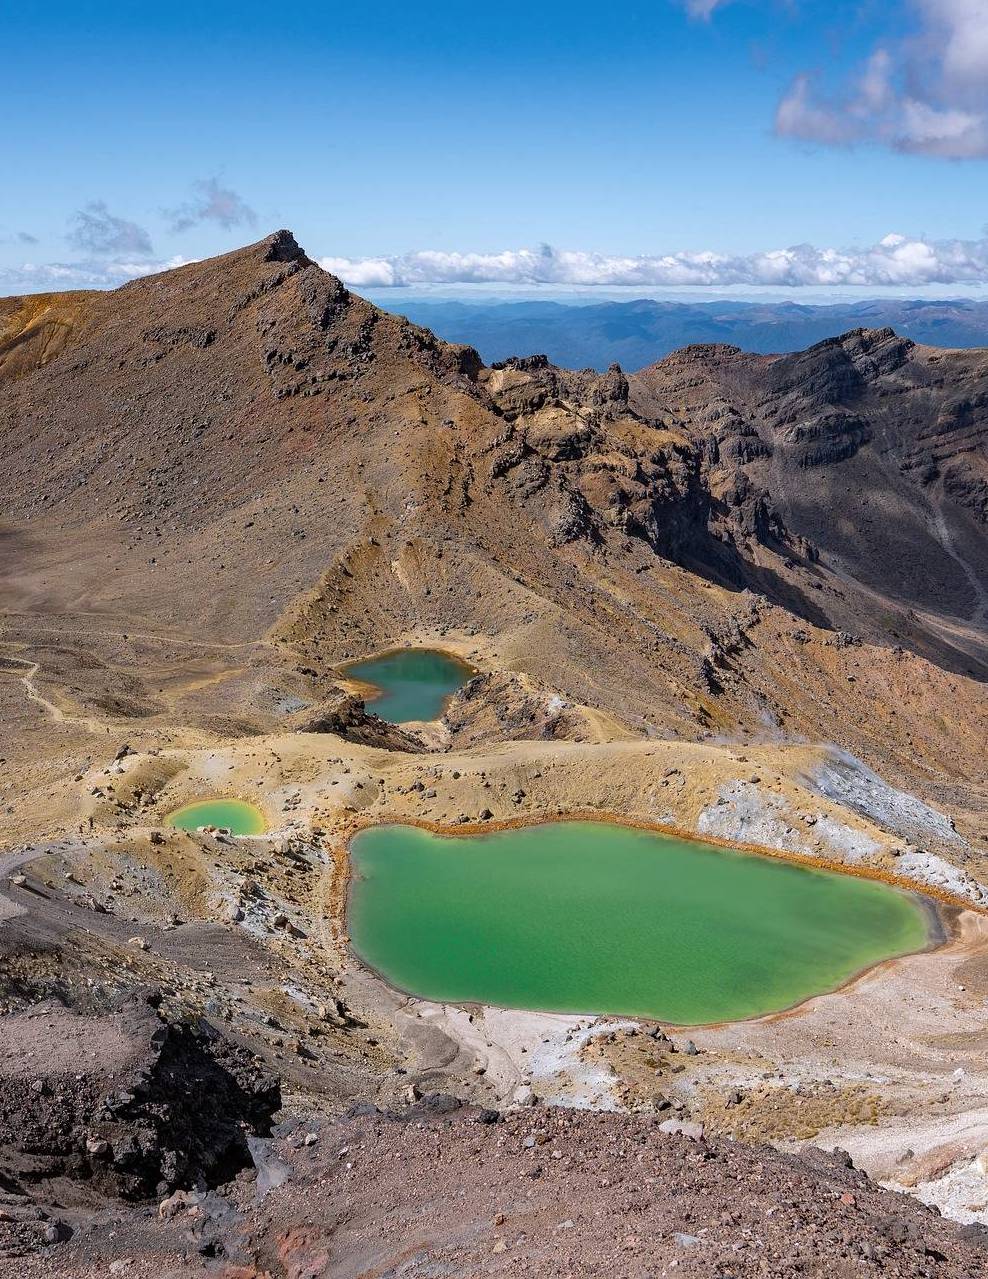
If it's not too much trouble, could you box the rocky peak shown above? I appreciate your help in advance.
[763,326,912,404]
[493,354,552,373]
[591,362,629,407]
[262,228,312,265]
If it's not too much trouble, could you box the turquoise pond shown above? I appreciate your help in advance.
[165,799,267,835]
[342,648,473,723]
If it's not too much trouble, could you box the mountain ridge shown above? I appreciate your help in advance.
[1,230,985,819]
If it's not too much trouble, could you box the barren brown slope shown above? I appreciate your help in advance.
[0,230,486,639]
[0,290,98,381]
[631,329,988,670]
[0,232,985,840]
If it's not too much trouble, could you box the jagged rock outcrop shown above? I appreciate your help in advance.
[443,671,595,747]
[0,993,278,1204]
[479,351,797,576]
[289,690,426,751]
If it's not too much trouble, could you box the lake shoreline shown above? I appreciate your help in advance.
[336,645,478,723]
[343,816,956,1030]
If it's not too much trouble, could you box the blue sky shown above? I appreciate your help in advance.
[3,0,988,293]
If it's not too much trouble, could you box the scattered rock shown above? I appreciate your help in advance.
[658,1119,704,1140]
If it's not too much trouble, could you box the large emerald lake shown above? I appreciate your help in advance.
[348,821,930,1025]
[342,648,472,723]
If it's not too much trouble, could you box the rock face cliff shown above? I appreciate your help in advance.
[479,352,792,579]
[632,328,988,628]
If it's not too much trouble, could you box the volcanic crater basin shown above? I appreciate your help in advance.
[340,647,475,723]
[348,820,935,1025]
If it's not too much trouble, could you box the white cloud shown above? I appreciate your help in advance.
[930,0,988,84]
[67,202,153,256]
[321,232,988,288]
[167,178,256,233]
[9,231,988,297]
[773,0,988,157]
[898,98,987,156]
[0,255,190,295]
[775,75,860,146]
[320,255,398,287]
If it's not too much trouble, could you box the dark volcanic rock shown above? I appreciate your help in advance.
[631,325,988,640]
[289,689,426,751]
[0,992,279,1204]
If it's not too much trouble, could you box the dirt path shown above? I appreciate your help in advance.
[0,613,267,652]
[1,655,106,735]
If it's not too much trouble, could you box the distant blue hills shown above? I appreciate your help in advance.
[374,297,988,371]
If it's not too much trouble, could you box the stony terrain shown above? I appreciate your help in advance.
[23,1103,988,1278]
[0,232,986,1273]
[0,993,278,1248]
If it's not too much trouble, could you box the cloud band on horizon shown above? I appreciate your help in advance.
[321,232,988,289]
[8,230,988,295]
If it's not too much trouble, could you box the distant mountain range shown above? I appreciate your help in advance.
[377,297,988,371]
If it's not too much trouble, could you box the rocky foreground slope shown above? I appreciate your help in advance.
[15,1090,988,1278]
[0,233,987,1273]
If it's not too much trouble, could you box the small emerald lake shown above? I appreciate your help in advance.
[341,648,473,723]
[165,799,267,835]
[348,821,932,1025]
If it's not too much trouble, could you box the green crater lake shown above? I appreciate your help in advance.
[165,799,267,835]
[342,648,472,723]
[348,821,931,1024]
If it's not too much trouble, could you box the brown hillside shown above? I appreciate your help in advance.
[0,289,98,381]
[0,231,985,838]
